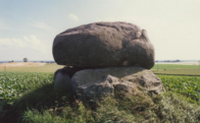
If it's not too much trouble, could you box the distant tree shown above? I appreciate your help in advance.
[23,58,28,62]
[11,60,14,62]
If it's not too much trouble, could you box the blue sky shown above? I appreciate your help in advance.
[0,0,200,61]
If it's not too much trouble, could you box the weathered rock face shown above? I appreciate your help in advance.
[54,67,88,79]
[53,66,91,91]
[53,22,155,69]
[54,71,71,91]
[53,67,72,91]
[70,67,165,101]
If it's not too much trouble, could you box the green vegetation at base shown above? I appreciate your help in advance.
[0,72,200,122]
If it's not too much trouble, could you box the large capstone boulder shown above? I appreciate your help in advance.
[70,67,165,101]
[53,22,155,69]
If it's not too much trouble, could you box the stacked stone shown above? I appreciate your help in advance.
[53,22,165,101]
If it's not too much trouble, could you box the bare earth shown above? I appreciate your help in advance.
[0,62,46,68]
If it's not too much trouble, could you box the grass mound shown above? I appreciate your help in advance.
[1,88,200,122]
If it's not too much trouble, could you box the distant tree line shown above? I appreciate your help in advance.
[4,58,56,63]
[164,60,181,62]
[155,60,181,62]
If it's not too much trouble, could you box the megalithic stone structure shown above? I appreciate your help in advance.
[53,22,155,69]
[52,22,164,101]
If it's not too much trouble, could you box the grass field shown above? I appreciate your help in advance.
[152,68,200,75]
[0,72,200,122]
[0,63,200,122]
[151,64,199,70]
[151,64,200,75]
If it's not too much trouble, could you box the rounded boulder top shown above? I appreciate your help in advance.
[53,21,155,69]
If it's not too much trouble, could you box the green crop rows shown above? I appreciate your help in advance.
[0,72,200,122]
[0,72,53,105]
[158,75,200,103]
[0,72,199,105]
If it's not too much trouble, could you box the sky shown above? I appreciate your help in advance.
[0,0,200,61]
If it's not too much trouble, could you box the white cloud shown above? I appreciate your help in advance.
[30,21,57,34]
[0,35,50,53]
[24,35,50,53]
[0,38,14,46]
[24,35,40,45]
[12,38,27,47]
[68,13,79,22]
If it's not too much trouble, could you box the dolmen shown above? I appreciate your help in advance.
[53,22,165,101]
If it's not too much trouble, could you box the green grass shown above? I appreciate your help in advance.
[157,75,200,103]
[151,64,200,75]
[0,72,200,122]
[152,68,200,76]
[0,72,54,105]
[151,64,199,70]
[0,63,64,73]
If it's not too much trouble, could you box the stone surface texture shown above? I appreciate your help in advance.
[53,68,71,91]
[53,22,155,69]
[70,67,165,101]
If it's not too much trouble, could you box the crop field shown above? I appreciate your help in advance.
[0,70,200,122]
[152,68,200,76]
[0,63,200,122]
[0,72,53,104]
[0,63,64,73]
[151,64,199,70]
[151,64,200,75]
[157,75,200,103]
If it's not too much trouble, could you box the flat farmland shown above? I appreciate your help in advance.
[0,62,199,75]
[151,64,200,75]
[0,63,64,73]
[151,64,199,70]
[0,62,200,122]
